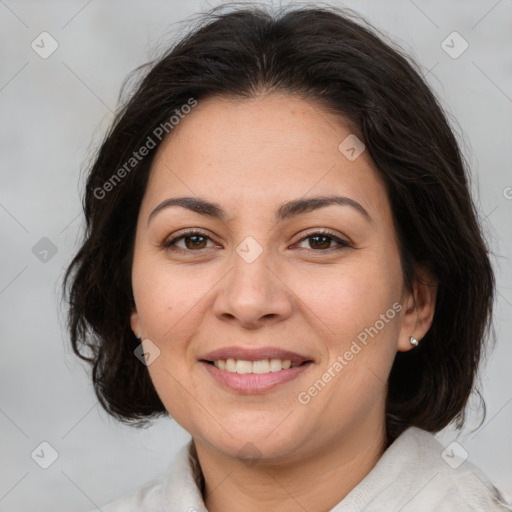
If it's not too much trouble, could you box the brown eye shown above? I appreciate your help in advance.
[308,234,333,250]
[183,234,208,250]
[161,230,215,252]
[295,230,351,252]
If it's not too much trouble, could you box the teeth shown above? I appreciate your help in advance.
[213,358,300,373]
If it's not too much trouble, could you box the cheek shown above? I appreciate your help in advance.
[133,256,209,337]
[293,259,400,337]
[292,256,402,399]
[133,261,202,414]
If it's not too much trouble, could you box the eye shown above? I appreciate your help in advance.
[161,230,218,252]
[293,230,352,252]
[161,228,352,254]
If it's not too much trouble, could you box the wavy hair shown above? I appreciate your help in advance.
[61,2,495,443]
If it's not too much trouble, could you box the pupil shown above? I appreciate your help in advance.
[311,235,329,249]
[187,235,205,249]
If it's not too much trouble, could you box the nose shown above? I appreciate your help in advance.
[212,245,294,329]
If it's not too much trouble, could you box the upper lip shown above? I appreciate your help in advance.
[200,346,313,364]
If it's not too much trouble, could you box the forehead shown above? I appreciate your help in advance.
[142,93,389,221]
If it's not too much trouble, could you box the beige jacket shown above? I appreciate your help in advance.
[93,426,512,511]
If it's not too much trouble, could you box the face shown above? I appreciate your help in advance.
[130,93,422,463]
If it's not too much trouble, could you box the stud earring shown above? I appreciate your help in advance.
[410,336,419,347]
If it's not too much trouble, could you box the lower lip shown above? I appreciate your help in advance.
[200,361,313,394]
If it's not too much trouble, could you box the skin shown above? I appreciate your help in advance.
[130,93,437,512]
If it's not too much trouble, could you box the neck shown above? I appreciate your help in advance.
[193,418,387,512]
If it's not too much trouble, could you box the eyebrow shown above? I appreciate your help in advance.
[147,195,372,227]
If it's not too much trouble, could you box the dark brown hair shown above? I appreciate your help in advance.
[61,2,495,443]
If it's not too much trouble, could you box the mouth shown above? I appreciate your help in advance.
[199,358,314,394]
[198,346,314,393]
[199,346,313,368]
[201,358,311,373]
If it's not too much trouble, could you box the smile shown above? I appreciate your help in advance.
[201,359,313,394]
[208,358,304,373]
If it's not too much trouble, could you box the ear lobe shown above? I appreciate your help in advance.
[130,308,140,339]
[397,266,437,352]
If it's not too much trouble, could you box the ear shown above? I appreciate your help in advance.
[397,265,437,352]
[130,308,141,339]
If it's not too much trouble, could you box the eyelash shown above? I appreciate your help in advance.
[160,228,352,254]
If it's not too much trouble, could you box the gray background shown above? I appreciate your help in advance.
[1,0,511,510]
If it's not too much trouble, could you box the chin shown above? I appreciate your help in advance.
[205,428,305,464]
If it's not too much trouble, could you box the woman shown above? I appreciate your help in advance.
[62,3,511,511]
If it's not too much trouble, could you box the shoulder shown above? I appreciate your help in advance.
[404,427,511,511]
[418,461,512,512]
[335,427,512,512]
[88,473,166,511]
[88,440,206,512]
